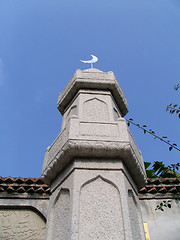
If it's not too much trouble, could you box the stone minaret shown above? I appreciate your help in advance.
[42,68,147,240]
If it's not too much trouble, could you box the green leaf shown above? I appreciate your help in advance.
[144,162,151,169]
[169,147,173,151]
[146,169,157,178]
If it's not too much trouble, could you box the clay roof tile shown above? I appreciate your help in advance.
[169,187,178,193]
[147,187,157,194]
[16,186,26,193]
[0,176,179,197]
[159,187,167,193]
[138,187,147,194]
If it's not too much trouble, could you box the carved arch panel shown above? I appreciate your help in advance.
[79,176,124,240]
[83,98,109,121]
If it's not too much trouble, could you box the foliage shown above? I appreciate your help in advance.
[166,84,180,118]
[155,193,180,211]
[145,161,180,178]
[144,161,180,211]
[174,83,180,91]
[166,104,180,118]
[155,200,172,211]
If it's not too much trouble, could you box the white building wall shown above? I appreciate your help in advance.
[140,199,180,240]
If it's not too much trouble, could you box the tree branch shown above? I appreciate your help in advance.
[126,118,180,152]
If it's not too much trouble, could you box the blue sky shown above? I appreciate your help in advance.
[0,0,180,177]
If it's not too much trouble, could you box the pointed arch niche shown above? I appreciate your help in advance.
[79,176,124,240]
[83,98,109,121]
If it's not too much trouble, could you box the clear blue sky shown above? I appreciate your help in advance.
[0,0,180,177]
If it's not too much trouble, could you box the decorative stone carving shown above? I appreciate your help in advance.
[83,98,109,121]
[42,118,146,188]
[79,176,124,240]
[0,209,46,240]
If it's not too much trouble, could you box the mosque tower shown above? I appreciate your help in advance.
[42,68,147,240]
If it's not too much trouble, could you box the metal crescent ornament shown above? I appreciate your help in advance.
[80,55,98,68]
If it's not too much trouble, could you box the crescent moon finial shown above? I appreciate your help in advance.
[80,55,98,68]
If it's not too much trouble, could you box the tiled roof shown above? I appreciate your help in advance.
[0,176,50,196]
[0,177,180,199]
[139,178,180,199]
